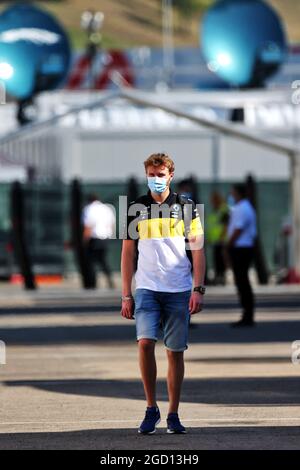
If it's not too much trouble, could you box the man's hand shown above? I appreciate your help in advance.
[189,291,203,315]
[121,298,135,320]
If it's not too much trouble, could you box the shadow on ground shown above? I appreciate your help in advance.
[0,426,299,450]
[4,376,300,406]
[1,291,300,315]
[0,319,299,345]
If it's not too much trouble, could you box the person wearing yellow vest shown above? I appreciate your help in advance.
[207,191,229,285]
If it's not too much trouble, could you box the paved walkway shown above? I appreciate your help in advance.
[0,284,300,449]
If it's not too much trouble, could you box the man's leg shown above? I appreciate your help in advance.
[166,350,184,414]
[214,243,226,284]
[230,248,255,323]
[161,291,190,414]
[85,241,97,288]
[135,289,161,408]
[138,339,157,407]
[137,336,161,434]
[97,247,115,289]
[160,290,190,434]
[239,249,255,321]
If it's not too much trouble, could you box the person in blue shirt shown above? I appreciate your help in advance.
[227,184,257,327]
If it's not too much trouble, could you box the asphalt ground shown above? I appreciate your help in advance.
[0,284,300,450]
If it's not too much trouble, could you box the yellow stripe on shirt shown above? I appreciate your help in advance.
[138,218,185,240]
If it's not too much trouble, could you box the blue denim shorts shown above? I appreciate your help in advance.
[134,288,191,352]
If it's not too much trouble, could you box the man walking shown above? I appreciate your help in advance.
[227,184,257,327]
[121,153,206,434]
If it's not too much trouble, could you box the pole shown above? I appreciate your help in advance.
[246,174,269,284]
[162,0,174,88]
[70,179,96,288]
[11,181,36,290]
[211,134,220,184]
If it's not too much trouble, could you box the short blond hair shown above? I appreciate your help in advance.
[144,153,175,173]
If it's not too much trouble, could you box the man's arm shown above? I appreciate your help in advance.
[185,199,206,314]
[189,238,206,315]
[83,225,92,242]
[82,206,92,242]
[191,244,206,286]
[228,205,246,246]
[120,239,136,319]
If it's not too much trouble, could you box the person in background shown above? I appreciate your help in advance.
[83,193,116,289]
[227,184,257,327]
[207,191,229,285]
[177,177,198,203]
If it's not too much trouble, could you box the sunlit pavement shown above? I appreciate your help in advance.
[0,284,300,450]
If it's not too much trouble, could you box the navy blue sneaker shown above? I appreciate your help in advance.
[167,413,186,434]
[138,406,161,434]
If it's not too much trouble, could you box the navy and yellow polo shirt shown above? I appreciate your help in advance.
[124,190,203,293]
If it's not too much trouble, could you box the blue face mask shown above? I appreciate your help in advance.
[147,176,168,194]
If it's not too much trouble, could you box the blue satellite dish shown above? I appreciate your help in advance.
[201,0,287,87]
[0,3,71,99]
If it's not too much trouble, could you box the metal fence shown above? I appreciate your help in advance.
[0,180,290,283]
